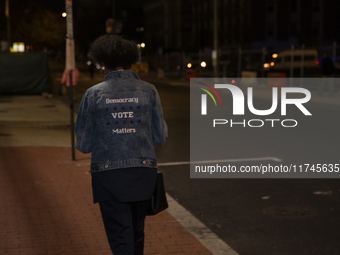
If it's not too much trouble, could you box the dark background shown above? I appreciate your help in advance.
[1,0,340,55]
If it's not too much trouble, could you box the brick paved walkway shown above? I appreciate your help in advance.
[0,147,212,255]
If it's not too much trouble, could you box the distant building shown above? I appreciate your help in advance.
[143,0,340,52]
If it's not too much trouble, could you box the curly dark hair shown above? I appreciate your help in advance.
[89,35,139,70]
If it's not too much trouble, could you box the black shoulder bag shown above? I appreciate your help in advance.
[146,172,168,215]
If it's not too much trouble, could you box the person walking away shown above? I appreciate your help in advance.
[75,35,168,255]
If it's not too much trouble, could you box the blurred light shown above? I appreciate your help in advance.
[231,79,236,84]
[270,62,275,66]
[18,44,25,52]
[272,53,278,59]
[263,63,270,68]
[62,12,67,18]
[13,43,18,52]
[187,63,192,68]
[137,44,141,48]
[316,60,319,66]
[141,43,145,48]
[87,61,91,66]
[12,42,25,53]
[96,64,101,69]
[201,61,207,68]
[140,27,144,31]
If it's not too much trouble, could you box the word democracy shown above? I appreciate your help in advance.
[106,98,138,104]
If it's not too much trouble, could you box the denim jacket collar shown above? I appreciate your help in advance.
[104,70,140,81]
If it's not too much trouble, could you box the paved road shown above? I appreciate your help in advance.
[153,82,340,255]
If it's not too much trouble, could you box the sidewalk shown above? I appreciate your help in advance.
[0,95,214,255]
[3,70,338,255]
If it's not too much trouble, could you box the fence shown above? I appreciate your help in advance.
[141,42,340,79]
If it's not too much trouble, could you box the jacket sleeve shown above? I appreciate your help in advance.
[152,88,168,147]
[75,90,95,153]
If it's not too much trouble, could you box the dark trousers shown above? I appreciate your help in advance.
[99,199,149,255]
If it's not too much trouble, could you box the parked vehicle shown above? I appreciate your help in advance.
[264,49,319,71]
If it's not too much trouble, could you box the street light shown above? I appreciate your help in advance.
[62,12,67,17]
[201,61,207,68]
[213,0,218,77]
[140,43,145,48]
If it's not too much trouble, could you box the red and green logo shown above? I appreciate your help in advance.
[196,82,223,106]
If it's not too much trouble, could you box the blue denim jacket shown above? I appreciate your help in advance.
[75,70,167,173]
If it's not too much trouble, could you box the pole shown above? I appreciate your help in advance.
[198,49,202,77]
[300,44,305,78]
[261,46,266,78]
[290,45,295,77]
[300,44,305,88]
[69,71,75,161]
[213,0,218,77]
[182,51,186,78]
[332,41,337,63]
[237,47,242,78]
[290,44,294,86]
[5,0,11,49]
[165,53,169,76]
[65,0,76,160]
